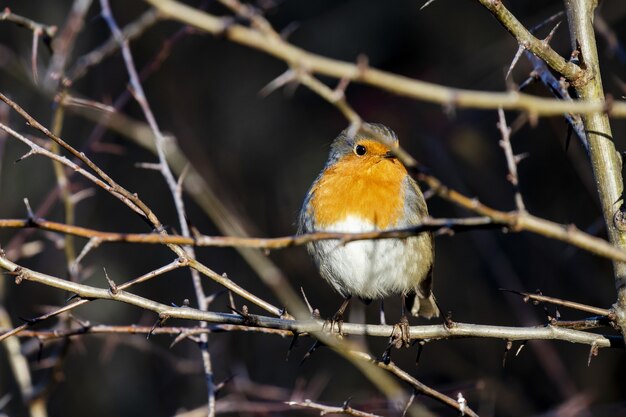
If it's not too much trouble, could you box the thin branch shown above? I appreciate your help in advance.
[144,0,626,117]
[0,8,58,44]
[497,108,526,211]
[43,0,92,91]
[349,350,479,417]
[476,0,586,85]
[286,399,383,417]
[65,8,161,84]
[4,215,626,264]
[503,289,611,317]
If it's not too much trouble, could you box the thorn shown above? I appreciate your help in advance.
[279,21,299,40]
[23,198,35,220]
[15,149,36,163]
[103,267,118,295]
[506,45,525,80]
[419,0,437,11]
[205,289,227,306]
[518,74,537,91]
[402,390,416,417]
[299,340,323,365]
[356,54,369,77]
[147,315,168,339]
[443,310,455,328]
[228,290,236,312]
[587,342,598,366]
[341,397,353,410]
[565,123,573,151]
[214,375,235,394]
[381,342,393,365]
[542,21,561,45]
[503,340,513,367]
[415,340,425,366]
[285,332,299,361]
[66,293,80,303]
[259,69,297,97]
[170,331,191,348]
[514,152,529,164]
[300,287,314,315]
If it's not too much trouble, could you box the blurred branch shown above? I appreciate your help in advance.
[0,7,57,83]
[0,8,58,41]
[65,8,161,84]
[43,0,92,90]
[144,0,626,117]
[0,307,46,417]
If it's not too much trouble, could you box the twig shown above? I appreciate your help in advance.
[65,8,161,84]
[0,8,57,43]
[349,351,479,417]
[476,0,585,85]
[502,289,611,317]
[286,399,382,417]
[43,0,92,91]
[497,108,525,211]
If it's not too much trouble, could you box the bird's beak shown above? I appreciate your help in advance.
[383,151,397,159]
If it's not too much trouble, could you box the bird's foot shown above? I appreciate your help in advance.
[323,310,345,337]
[381,315,411,364]
[322,298,351,337]
[391,315,411,348]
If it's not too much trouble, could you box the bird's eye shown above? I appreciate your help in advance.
[354,144,367,156]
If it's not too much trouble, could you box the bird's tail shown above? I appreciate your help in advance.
[407,292,440,319]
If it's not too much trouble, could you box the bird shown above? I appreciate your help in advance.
[298,123,438,324]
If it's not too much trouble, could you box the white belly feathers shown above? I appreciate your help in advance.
[308,216,430,300]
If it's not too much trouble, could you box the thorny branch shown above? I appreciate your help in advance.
[144,0,626,117]
[3,213,626,265]
[1,255,620,349]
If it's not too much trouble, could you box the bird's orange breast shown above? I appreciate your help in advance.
[310,153,407,229]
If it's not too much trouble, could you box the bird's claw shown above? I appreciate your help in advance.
[390,315,411,349]
[323,311,345,337]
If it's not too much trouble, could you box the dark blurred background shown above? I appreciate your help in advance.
[1,0,626,416]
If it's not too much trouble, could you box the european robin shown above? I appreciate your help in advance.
[299,123,438,321]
